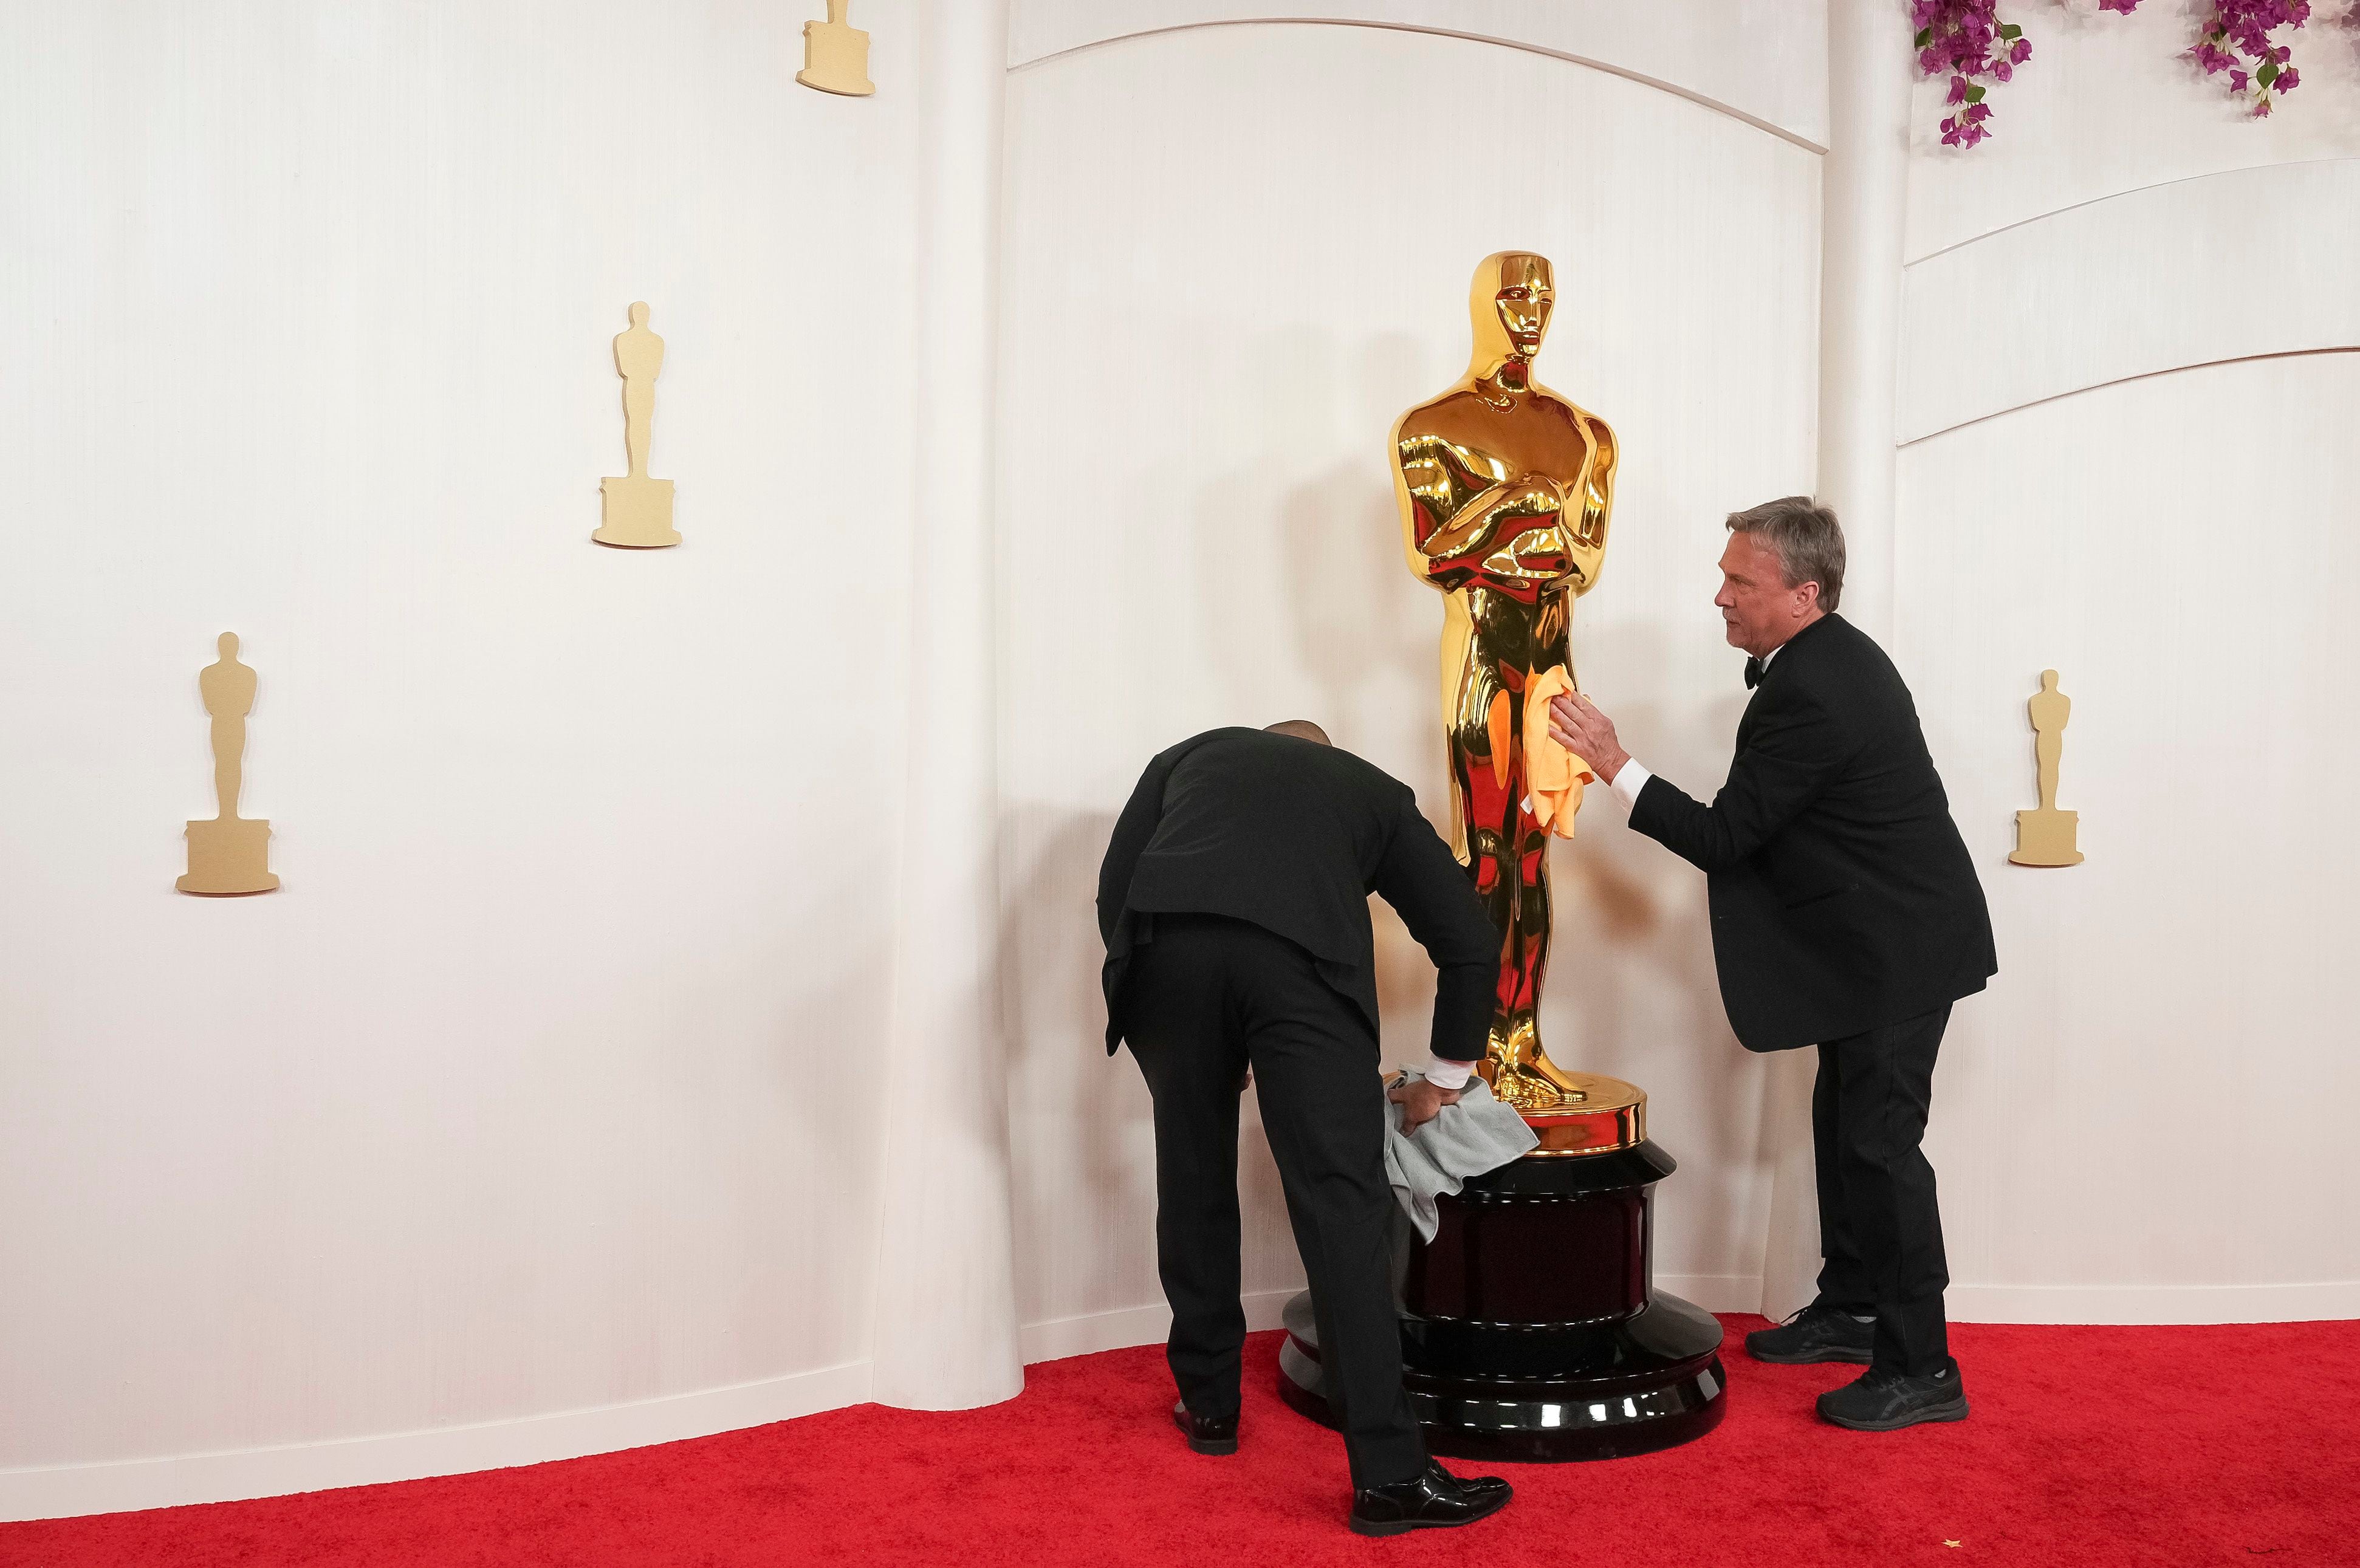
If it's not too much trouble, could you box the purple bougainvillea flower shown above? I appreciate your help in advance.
[1914,0,2307,150]
[2184,0,2313,111]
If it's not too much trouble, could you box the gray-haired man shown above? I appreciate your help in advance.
[1547,496,1995,1431]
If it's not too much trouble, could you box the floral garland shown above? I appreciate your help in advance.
[1910,1,2039,148]
[2189,2,2312,117]
[1910,0,2316,148]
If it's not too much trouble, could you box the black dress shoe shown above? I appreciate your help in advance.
[1171,1400,1237,1455]
[1349,1460,1512,1538]
[1745,1303,1875,1365]
[1816,1361,1969,1430]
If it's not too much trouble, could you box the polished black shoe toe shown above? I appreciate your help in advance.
[1816,1362,1969,1431]
[1350,1460,1512,1537]
[1746,1303,1875,1365]
[1171,1400,1238,1455]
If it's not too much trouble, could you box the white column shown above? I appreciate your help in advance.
[870,0,1024,1411]
[1758,0,1915,1322]
[1817,0,1912,642]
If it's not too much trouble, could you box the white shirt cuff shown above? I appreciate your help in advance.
[1425,1058,1477,1091]
[1610,758,1653,810]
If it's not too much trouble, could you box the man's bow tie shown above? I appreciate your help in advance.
[1743,657,1765,690]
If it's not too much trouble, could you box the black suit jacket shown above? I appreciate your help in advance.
[1097,728,1500,1063]
[1628,614,1995,1052]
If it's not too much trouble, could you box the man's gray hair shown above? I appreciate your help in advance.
[1726,495,1845,612]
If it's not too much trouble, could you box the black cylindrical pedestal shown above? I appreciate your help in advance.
[1277,1140,1726,1462]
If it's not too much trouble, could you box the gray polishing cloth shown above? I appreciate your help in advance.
[1382,1071,1540,1242]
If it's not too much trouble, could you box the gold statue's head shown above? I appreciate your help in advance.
[217,631,239,658]
[1468,252,1553,372]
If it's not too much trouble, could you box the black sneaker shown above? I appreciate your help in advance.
[1745,1304,1875,1365]
[1816,1361,1969,1430]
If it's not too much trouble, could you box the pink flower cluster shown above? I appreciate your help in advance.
[1911,0,2033,146]
[2189,1,2311,115]
[1910,0,2319,149]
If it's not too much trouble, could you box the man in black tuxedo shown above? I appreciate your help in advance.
[1099,722,1512,1536]
[1548,496,1995,1432]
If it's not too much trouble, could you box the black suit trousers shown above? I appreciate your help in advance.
[1810,1005,1953,1376]
[1120,912,1425,1491]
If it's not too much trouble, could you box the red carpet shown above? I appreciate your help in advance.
[9,1315,2356,1567]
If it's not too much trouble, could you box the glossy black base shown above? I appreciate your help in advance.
[1277,1290,1726,1462]
[1277,1138,1728,1462]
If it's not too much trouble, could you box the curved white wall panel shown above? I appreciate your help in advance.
[1905,2,2360,262]
[1895,351,2360,1320]
[1007,0,1830,148]
[0,0,920,1516]
[996,23,1823,1341]
[1898,159,2360,442]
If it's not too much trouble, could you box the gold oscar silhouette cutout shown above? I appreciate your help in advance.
[177,632,280,895]
[595,302,680,549]
[2011,669,2084,866]
[796,1,875,97]
[1390,252,1644,1152]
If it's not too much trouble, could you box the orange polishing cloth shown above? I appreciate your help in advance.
[1522,665,1594,839]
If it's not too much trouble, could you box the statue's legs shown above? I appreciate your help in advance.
[2036,732,2063,814]
[1445,591,1585,1112]
[210,716,244,821]
[623,389,654,481]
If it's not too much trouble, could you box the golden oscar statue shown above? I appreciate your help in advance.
[1390,252,1641,1146]
[596,302,680,549]
[177,632,279,895]
[1280,254,1724,1457]
[2009,669,2083,866]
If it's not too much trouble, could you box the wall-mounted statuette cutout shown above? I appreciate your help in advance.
[595,302,680,549]
[2009,669,2084,867]
[797,1,874,97]
[177,632,280,895]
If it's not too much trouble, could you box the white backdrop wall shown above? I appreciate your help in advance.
[996,0,2360,1352]
[1,0,928,1518]
[1892,2,2360,1321]
[995,17,1825,1354]
[1005,0,1831,147]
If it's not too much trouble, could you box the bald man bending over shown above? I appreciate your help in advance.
[1099,723,1512,1537]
